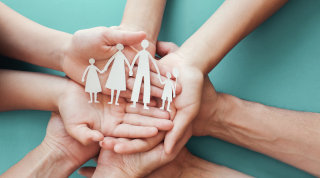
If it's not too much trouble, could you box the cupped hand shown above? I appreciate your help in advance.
[155,41,204,153]
[43,113,99,168]
[57,79,173,146]
[78,126,192,178]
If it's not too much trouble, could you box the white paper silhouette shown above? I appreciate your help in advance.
[129,40,163,109]
[102,44,131,105]
[160,70,178,112]
[82,58,102,103]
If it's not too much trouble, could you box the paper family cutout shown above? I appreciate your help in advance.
[82,40,178,111]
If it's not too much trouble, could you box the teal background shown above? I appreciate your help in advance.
[0,0,319,177]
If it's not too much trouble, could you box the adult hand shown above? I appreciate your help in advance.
[43,113,100,169]
[78,127,192,178]
[154,41,204,153]
[58,79,173,146]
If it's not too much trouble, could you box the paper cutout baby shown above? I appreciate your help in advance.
[160,69,179,112]
[82,58,102,103]
[129,40,163,109]
[102,44,131,105]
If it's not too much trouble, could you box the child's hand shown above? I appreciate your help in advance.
[57,80,173,145]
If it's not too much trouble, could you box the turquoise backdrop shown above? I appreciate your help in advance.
[0,0,319,177]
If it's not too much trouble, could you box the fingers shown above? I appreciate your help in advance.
[100,136,118,150]
[78,167,96,178]
[123,114,173,131]
[156,41,179,57]
[113,124,158,138]
[67,124,104,145]
[104,28,146,46]
[125,103,169,119]
[164,110,194,154]
[114,132,165,154]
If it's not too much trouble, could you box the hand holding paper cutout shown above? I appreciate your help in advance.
[58,80,173,146]
[156,41,203,153]
[61,26,146,89]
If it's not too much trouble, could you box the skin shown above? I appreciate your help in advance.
[2,113,99,177]
[112,0,288,154]
[0,2,171,100]
[0,70,174,146]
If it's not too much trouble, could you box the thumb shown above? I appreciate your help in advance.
[67,124,104,145]
[104,28,146,46]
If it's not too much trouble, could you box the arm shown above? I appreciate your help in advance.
[172,82,176,98]
[120,0,166,47]
[147,148,251,178]
[129,52,140,75]
[176,0,288,74]
[0,70,66,111]
[149,53,163,83]
[205,94,320,176]
[81,66,90,82]
[159,0,288,153]
[123,55,132,71]
[0,2,71,71]
[194,77,320,176]
[102,56,115,73]
[2,142,76,178]
[2,113,100,177]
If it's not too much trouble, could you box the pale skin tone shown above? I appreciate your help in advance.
[107,0,289,154]
[0,2,172,100]
[2,113,100,178]
[158,43,320,176]
[0,70,174,146]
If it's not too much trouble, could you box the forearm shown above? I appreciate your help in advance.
[209,94,320,176]
[0,70,67,111]
[147,148,250,178]
[177,0,287,74]
[0,2,71,71]
[2,142,76,178]
[120,0,166,45]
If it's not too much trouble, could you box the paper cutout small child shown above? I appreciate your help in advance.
[129,40,163,109]
[82,58,102,103]
[101,44,131,105]
[160,69,178,112]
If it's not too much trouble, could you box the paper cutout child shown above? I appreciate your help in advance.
[102,44,131,105]
[160,72,177,112]
[129,40,163,109]
[82,58,102,103]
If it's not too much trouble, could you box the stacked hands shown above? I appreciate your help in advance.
[51,26,203,177]
[9,0,318,177]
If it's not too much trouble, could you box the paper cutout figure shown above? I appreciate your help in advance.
[102,44,131,105]
[82,58,102,103]
[160,70,178,112]
[129,40,163,109]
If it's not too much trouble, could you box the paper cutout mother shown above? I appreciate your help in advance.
[102,44,131,105]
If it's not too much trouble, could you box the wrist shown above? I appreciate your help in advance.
[93,165,133,178]
[35,141,77,177]
[119,23,157,47]
[205,93,240,137]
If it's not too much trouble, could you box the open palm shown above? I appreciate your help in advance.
[57,80,173,145]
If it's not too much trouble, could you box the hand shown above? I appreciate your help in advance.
[43,113,100,172]
[61,26,146,90]
[129,70,133,76]
[155,41,204,153]
[81,78,85,82]
[78,127,192,178]
[57,80,173,145]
